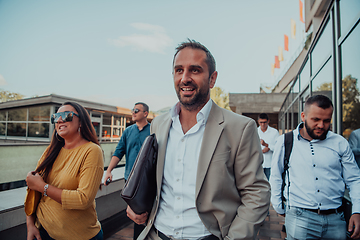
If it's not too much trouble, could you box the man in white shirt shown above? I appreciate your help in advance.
[257,113,279,180]
[270,95,360,239]
[127,39,270,240]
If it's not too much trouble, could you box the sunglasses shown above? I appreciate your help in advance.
[51,111,79,124]
[131,108,144,114]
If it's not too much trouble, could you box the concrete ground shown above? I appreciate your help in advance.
[106,205,287,240]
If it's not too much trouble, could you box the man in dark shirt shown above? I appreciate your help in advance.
[104,102,150,239]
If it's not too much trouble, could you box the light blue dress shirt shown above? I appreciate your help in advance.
[270,123,360,215]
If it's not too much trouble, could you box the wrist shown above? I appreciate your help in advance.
[43,184,49,196]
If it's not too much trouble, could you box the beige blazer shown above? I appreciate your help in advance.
[139,102,270,240]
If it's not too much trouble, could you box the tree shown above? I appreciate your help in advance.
[315,75,360,134]
[341,75,360,131]
[0,89,24,103]
[210,86,230,110]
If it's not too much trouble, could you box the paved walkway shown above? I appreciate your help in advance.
[106,205,286,240]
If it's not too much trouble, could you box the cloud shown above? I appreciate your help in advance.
[0,74,7,85]
[108,23,173,54]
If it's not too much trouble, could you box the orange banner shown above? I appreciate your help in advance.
[279,47,284,61]
[284,34,289,51]
[299,0,305,23]
[275,56,280,68]
[291,19,296,39]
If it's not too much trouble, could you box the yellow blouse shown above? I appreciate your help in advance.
[35,142,104,240]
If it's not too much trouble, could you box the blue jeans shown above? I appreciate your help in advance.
[263,168,270,180]
[285,206,346,240]
[38,227,103,240]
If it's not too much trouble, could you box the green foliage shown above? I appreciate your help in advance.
[210,86,230,110]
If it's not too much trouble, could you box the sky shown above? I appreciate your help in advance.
[0,0,306,111]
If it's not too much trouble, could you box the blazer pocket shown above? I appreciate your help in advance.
[211,150,231,163]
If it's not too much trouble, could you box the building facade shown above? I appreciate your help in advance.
[278,0,360,142]
[0,94,153,143]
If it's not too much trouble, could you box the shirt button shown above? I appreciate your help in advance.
[317,190,320,192]
[176,216,179,219]
[176,179,180,182]
[313,164,316,167]
[181,139,184,142]
[177,197,180,200]
[178,159,181,162]
[176,232,179,235]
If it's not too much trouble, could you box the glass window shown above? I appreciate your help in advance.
[300,60,310,91]
[341,23,360,138]
[29,106,50,122]
[102,127,111,138]
[293,97,300,128]
[103,114,111,125]
[340,0,360,37]
[28,123,49,138]
[0,122,5,136]
[92,122,100,137]
[0,110,6,121]
[113,128,121,138]
[113,116,123,126]
[293,77,300,95]
[311,20,332,74]
[7,123,26,136]
[8,108,27,121]
[311,58,333,100]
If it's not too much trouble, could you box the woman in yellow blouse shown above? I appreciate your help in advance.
[25,102,104,240]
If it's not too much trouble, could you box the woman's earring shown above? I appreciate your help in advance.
[56,132,63,142]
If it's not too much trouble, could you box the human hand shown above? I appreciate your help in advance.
[126,205,148,225]
[349,213,360,239]
[104,172,113,186]
[27,216,41,240]
[26,171,44,192]
[262,147,270,153]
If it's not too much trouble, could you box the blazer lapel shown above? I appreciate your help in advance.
[156,114,172,197]
[195,103,224,197]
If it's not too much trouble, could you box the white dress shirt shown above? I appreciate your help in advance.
[154,100,212,239]
[270,123,360,215]
[257,126,279,168]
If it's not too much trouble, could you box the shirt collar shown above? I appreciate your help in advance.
[170,99,213,125]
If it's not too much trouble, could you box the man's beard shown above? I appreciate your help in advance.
[304,120,329,140]
[176,83,209,111]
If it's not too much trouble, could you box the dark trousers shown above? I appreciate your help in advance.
[133,222,145,239]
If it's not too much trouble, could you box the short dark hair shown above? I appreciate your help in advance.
[258,113,269,120]
[173,38,216,77]
[305,95,333,112]
[135,102,149,112]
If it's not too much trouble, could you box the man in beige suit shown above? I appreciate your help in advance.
[127,39,270,240]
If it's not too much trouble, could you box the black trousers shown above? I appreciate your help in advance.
[133,222,145,239]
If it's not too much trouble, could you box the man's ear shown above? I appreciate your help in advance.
[209,71,218,89]
[301,112,305,122]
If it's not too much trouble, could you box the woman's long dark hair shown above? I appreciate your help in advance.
[36,101,99,180]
